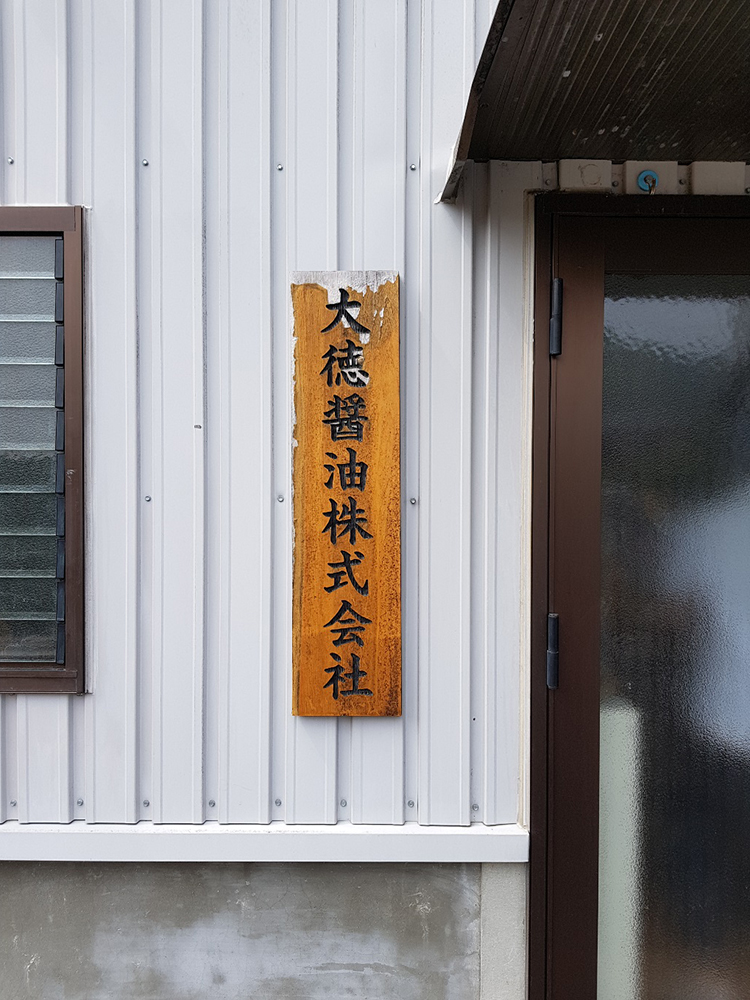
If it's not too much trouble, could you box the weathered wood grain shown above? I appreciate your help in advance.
[292,275,401,716]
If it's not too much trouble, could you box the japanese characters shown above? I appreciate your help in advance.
[320,291,374,699]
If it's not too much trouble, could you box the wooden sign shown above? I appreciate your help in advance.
[292,271,401,717]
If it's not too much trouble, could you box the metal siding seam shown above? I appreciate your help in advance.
[148,0,165,825]
[418,0,475,827]
[15,700,30,823]
[9,0,76,822]
[8,0,26,204]
[269,0,289,830]
[349,0,407,826]
[58,697,74,821]
[54,0,68,203]
[17,697,72,823]
[469,160,491,825]
[518,174,537,829]
[80,0,138,823]
[401,0,422,828]
[191,0,207,828]
[13,0,65,203]
[203,0,225,826]
[150,0,205,824]
[0,4,10,205]
[482,161,538,824]
[282,0,339,825]
[209,0,273,824]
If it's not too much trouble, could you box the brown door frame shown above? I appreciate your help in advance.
[529,194,750,1000]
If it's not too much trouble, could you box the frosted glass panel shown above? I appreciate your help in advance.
[0,278,56,321]
[0,620,57,661]
[0,365,56,405]
[0,238,65,664]
[0,322,56,363]
[0,536,57,576]
[0,577,57,619]
[598,275,750,999]
[0,236,56,276]
[0,451,56,492]
[0,407,57,449]
[0,494,57,535]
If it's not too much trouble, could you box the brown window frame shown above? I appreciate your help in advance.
[0,207,84,694]
[530,193,750,1000]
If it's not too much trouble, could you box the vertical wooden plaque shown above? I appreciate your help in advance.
[292,271,401,717]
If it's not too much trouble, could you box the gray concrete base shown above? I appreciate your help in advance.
[480,863,527,1000]
[0,862,488,1000]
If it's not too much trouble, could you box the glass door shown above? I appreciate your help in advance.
[540,211,750,1000]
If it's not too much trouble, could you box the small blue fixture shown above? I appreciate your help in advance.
[637,169,659,193]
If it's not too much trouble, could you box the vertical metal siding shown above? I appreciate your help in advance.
[3,0,78,822]
[0,0,532,831]
[281,0,340,825]
[205,0,274,825]
[473,160,539,825]
[77,0,139,825]
[145,0,206,825]
[417,0,476,826]
[348,0,407,826]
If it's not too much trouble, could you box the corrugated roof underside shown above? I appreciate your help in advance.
[470,0,750,162]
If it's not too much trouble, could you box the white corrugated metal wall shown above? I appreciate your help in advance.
[0,0,536,832]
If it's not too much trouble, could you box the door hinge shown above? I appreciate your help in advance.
[546,612,559,689]
[549,277,562,356]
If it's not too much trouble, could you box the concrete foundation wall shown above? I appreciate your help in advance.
[0,862,526,1000]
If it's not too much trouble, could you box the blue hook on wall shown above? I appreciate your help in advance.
[637,169,659,193]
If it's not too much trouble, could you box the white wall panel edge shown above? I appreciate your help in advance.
[518,177,540,827]
[0,821,529,863]
[480,161,541,825]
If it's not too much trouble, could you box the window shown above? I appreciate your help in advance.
[0,208,83,694]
